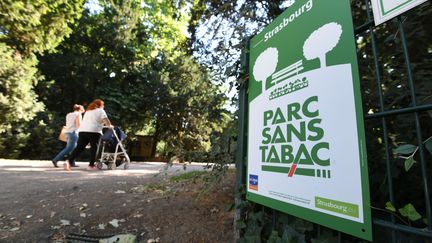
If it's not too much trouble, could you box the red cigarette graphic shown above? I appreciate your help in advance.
[288,163,298,177]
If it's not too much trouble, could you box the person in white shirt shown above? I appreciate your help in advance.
[52,104,85,167]
[65,99,113,171]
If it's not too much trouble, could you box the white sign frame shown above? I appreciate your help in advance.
[371,0,427,25]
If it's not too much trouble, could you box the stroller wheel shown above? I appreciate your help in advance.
[107,163,116,170]
[96,162,103,170]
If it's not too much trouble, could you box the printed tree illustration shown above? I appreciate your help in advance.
[253,47,278,94]
[303,22,342,68]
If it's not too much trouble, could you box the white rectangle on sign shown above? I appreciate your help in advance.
[371,0,427,25]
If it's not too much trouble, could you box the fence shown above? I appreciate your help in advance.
[235,1,432,242]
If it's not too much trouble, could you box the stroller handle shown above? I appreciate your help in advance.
[102,126,122,141]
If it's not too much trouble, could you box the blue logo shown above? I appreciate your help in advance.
[249,174,258,191]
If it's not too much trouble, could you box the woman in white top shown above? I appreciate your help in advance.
[65,99,113,171]
[52,104,85,167]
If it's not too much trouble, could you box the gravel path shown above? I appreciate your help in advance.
[0,159,208,242]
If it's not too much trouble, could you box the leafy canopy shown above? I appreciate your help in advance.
[0,0,84,55]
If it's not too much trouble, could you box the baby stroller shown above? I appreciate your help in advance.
[96,127,131,170]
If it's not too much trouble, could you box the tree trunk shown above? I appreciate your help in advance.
[150,120,160,158]
[319,55,326,68]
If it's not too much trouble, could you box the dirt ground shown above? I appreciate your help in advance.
[0,160,234,243]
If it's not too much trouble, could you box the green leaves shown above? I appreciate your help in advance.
[385,201,396,212]
[393,144,417,172]
[0,43,45,158]
[0,0,84,158]
[267,231,283,243]
[425,138,432,154]
[236,220,247,230]
[399,203,422,221]
[0,0,84,55]
[404,156,416,172]
[393,144,417,154]
[385,202,423,223]
[241,235,260,243]
[393,138,432,172]
[394,137,432,157]
[32,0,230,160]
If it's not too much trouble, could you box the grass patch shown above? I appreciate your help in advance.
[170,170,210,183]
[131,183,167,193]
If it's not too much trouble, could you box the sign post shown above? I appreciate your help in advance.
[371,0,427,25]
[246,0,372,240]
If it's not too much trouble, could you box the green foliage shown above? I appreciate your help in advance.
[385,201,396,212]
[37,2,161,120]
[404,156,415,172]
[267,231,283,243]
[153,55,228,154]
[310,229,338,243]
[0,0,233,160]
[35,0,231,160]
[18,112,63,159]
[130,183,167,194]
[240,210,264,242]
[167,162,234,198]
[425,138,432,154]
[235,184,314,243]
[140,0,190,59]
[0,0,84,55]
[353,6,432,237]
[0,43,44,157]
[0,0,84,158]
[170,170,209,183]
[384,201,423,223]
[399,203,422,221]
[392,136,432,172]
[188,0,287,87]
[0,44,43,132]
[0,0,233,161]
[236,220,247,230]
[0,123,29,158]
[393,144,417,154]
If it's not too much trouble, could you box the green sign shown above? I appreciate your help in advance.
[246,0,372,240]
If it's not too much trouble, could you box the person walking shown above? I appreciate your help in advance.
[52,104,85,167]
[64,99,113,171]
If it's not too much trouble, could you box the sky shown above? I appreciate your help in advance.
[84,0,103,13]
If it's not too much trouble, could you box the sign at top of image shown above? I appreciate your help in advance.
[247,0,372,241]
[371,0,427,25]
